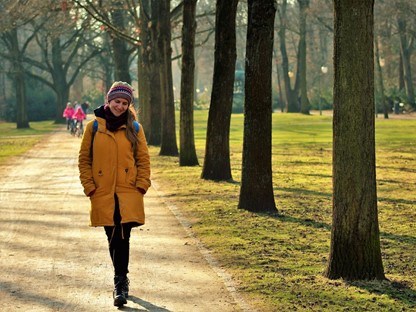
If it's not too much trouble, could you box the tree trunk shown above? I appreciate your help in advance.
[147,1,162,146]
[238,0,277,213]
[277,0,298,112]
[137,0,151,128]
[374,35,388,119]
[274,49,285,112]
[398,53,405,93]
[397,17,415,109]
[201,0,238,180]
[298,0,310,115]
[179,0,199,166]
[158,0,179,156]
[51,38,70,124]
[110,9,132,83]
[326,0,385,280]
[10,28,29,129]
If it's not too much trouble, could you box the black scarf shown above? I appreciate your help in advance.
[104,105,128,132]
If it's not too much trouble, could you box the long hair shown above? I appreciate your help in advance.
[126,105,139,159]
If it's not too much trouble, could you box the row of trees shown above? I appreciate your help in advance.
[0,0,401,281]
[1,1,415,124]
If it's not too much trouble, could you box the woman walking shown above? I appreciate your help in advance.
[78,81,151,307]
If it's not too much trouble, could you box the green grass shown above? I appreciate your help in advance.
[150,111,416,311]
[1,114,414,311]
[0,120,58,163]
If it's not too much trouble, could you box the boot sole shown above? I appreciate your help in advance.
[113,296,127,307]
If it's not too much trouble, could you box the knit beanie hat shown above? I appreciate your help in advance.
[107,81,134,104]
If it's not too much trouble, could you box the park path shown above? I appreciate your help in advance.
[0,127,252,312]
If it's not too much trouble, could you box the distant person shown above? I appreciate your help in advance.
[62,102,75,130]
[81,101,90,117]
[78,81,151,307]
[72,106,87,134]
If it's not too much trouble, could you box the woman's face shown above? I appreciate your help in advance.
[108,98,129,117]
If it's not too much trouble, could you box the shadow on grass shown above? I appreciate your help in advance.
[346,279,416,309]
[274,186,332,199]
[263,210,416,308]
[275,213,331,231]
[378,196,416,206]
[268,211,416,244]
[264,212,416,308]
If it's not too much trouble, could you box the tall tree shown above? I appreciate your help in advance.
[158,0,179,156]
[298,0,310,115]
[179,0,199,166]
[27,12,102,123]
[201,0,239,180]
[137,0,151,126]
[147,1,163,145]
[0,0,51,128]
[276,0,299,112]
[238,0,277,213]
[7,28,29,128]
[325,0,385,280]
[110,9,133,83]
[397,15,415,109]
[73,0,162,143]
[374,35,389,119]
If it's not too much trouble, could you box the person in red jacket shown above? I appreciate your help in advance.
[72,106,87,134]
[62,102,75,130]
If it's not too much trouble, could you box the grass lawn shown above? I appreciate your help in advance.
[1,113,414,311]
[150,111,416,311]
[0,121,59,164]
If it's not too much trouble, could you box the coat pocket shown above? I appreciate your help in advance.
[121,166,137,186]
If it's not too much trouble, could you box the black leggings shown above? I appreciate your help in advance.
[104,194,133,277]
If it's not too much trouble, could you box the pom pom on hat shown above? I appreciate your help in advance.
[107,81,134,104]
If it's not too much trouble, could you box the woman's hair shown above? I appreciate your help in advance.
[126,105,139,158]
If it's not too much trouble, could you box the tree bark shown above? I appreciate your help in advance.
[147,1,162,146]
[374,35,388,119]
[110,9,132,83]
[201,0,239,180]
[158,0,178,156]
[298,0,310,115]
[10,28,29,128]
[277,0,298,112]
[397,17,415,109]
[326,0,385,280]
[51,38,70,124]
[238,0,277,213]
[179,0,199,166]
[137,0,151,128]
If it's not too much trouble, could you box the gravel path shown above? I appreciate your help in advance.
[0,128,251,312]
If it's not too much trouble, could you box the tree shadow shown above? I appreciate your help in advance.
[346,279,416,309]
[119,296,172,312]
[268,211,331,231]
[265,212,416,307]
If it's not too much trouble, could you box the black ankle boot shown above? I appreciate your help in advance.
[113,276,127,307]
[121,276,129,298]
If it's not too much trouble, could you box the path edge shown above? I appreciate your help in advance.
[151,180,257,312]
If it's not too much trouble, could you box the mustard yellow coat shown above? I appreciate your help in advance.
[78,116,151,227]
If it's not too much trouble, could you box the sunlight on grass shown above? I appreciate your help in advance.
[1,114,414,311]
[0,120,59,164]
[151,111,416,311]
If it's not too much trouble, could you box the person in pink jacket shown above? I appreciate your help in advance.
[62,102,75,130]
[73,106,87,133]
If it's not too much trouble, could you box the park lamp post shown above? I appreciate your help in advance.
[319,66,328,116]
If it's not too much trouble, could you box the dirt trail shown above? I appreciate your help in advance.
[0,128,252,312]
